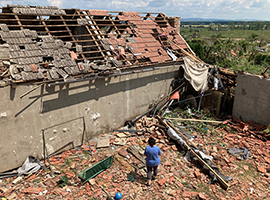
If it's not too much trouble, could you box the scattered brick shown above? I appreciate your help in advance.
[257,166,266,173]
[194,171,202,180]
[164,161,172,166]
[22,187,44,194]
[118,148,128,157]
[198,192,207,200]
[157,178,167,186]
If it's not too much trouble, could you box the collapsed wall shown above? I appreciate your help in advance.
[233,73,270,126]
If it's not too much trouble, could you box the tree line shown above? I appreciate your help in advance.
[182,21,270,31]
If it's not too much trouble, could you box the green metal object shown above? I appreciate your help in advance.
[79,155,113,184]
[127,171,135,182]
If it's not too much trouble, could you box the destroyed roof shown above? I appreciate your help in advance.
[0,5,193,86]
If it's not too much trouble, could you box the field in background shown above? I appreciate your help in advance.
[180,28,270,41]
[180,22,270,76]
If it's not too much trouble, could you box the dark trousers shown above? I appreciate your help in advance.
[147,165,158,180]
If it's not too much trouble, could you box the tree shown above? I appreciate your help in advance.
[227,22,235,30]
[209,23,215,31]
[217,23,222,30]
[236,22,241,29]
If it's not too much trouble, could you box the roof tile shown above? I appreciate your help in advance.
[89,10,109,16]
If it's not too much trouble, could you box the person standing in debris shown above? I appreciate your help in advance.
[144,137,162,188]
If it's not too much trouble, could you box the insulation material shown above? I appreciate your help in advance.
[182,57,208,92]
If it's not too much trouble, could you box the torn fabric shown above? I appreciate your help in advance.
[182,57,208,92]
[167,127,187,149]
[17,155,44,176]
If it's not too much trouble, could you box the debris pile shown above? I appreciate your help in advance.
[1,112,269,199]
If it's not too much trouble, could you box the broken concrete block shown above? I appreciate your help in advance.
[96,138,110,148]
[55,39,64,48]
[0,24,9,32]
[76,45,82,52]
[0,80,7,87]
[116,133,127,138]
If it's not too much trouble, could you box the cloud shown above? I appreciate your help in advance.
[47,0,63,7]
[2,0,270,20]
[0,1,12,6]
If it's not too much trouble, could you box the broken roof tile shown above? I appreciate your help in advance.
[143,52,159,58]
[89,10,109,16]
[129,43,146,49]
[132,48,146,54]
[0,6,194,86]
[149,56,162,63]
[134,37,144,43]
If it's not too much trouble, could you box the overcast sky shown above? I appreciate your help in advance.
[1,0,270,21]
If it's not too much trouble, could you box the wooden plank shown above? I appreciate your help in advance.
[37,30,69,34]
[39,16,51,36]
[59,15,86,60]
[167,38,204,64]
[76,10,105,58]
[14,14,23,30]
[52,33,108,38]
[157,116,229,190]
[6,24,84,27]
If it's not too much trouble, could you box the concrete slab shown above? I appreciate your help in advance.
[96,138,110,148]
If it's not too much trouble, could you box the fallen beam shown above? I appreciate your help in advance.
[157,115,230,190]
[189,148,229,190]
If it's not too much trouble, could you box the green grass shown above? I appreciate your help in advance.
[229,60,267,75]
[181,28,270,41]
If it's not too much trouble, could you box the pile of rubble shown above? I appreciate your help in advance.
[0,114,269,199]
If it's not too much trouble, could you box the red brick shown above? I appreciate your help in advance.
[66,172,75,178]
[28,174,36,180]
[70,51,77,59]
[23,187,44,194]
[257,166,266,173]
[162,146,171,151]
[198,192,207,199]
[3,188,14,198]
[194,171,202,180]
[164,161,172,166]
[264,157,270,164]
[157,178,167,185]
[118,149,128,157]
[182,191,191,198]
[169,176,175,183]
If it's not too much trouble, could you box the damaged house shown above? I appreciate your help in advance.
[0,4,269,200]
[0,5,269,192]
[0,5,202,173]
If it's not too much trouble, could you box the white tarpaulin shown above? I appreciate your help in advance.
[182,57,208,92]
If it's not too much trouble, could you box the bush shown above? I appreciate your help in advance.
[254,53,270,65]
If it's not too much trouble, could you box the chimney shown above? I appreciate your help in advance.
[168,17,181,34]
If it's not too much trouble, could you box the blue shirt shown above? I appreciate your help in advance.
[144,146,162,167]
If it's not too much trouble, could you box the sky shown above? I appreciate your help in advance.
[1,0,270,21]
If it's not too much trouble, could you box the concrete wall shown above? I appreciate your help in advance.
[233,73,270,126]
[0,64,180,172]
